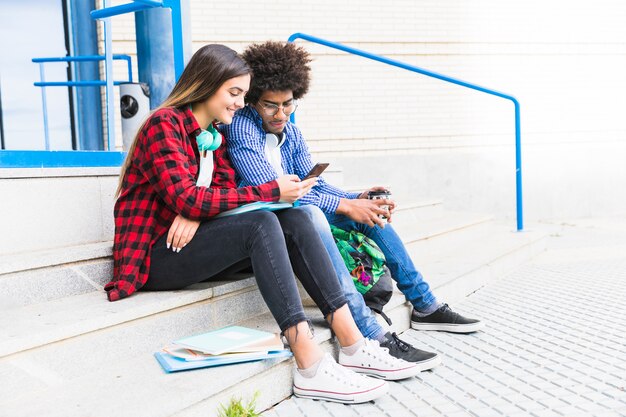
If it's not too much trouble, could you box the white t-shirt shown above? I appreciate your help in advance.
[264,133,285,176]
[196,150,214,187]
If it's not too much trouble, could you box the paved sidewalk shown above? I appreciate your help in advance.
[262,219,626,417]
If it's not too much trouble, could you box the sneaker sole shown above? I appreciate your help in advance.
[342,353,441,380]
[414,353,442,372]
[293,381,388,404]
[410,321,485,333]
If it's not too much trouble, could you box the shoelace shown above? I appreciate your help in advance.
[390,332,414,353]
[365,339,405,365]
[326,356,367,388]
[438,303,461,321]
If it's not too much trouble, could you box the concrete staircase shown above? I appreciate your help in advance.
[0,169,548,417]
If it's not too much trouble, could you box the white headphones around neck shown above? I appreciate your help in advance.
[266,132,286,149]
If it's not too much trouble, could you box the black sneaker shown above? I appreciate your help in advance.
[379,332,441,371]
[411,303,484,333]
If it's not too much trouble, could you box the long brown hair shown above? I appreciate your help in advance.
[115,44,250,198]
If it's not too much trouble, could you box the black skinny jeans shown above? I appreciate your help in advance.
[145,208,347,332]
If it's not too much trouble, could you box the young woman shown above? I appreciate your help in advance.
[106,44,419,404]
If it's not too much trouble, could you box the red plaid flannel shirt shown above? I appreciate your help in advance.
[105,107,280,301]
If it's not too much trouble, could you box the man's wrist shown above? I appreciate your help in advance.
[336,198,352,216]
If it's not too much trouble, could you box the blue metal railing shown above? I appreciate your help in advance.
[32,54,132,151]
[91,0,184,79]
[288,33,524,231]
[91,0,183,152]
[33,54,133,86]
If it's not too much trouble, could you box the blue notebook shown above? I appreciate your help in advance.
[215,201,296,218]
[154,349,292,373]
[172,325,278,355]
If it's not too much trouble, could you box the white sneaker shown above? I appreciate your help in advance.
[293,353,388,404]
[339,338,422,380]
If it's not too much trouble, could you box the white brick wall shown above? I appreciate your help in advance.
[100,0,626,220]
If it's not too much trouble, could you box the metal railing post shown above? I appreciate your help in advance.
[38,63,51,151]
[165,0,185,81]
[103,6,115,151]
[514,99,523,231]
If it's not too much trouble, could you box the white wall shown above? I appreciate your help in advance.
[105,0,626,222]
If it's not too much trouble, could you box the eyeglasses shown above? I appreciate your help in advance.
[259,100,298,117]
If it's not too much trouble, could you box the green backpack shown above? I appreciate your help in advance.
[330,225,394,324]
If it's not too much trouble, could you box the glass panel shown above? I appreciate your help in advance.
[0,0,72,150]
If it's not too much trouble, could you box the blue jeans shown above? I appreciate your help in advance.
[325,212,438,313]
[298,205,385,340]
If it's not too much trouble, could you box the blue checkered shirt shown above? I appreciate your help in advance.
[225,105,361,213]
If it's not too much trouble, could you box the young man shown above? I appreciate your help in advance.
[226,41,483,354]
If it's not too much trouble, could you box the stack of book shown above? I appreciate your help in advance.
[154,325,292,373]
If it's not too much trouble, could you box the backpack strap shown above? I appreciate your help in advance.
[369,306,393,326]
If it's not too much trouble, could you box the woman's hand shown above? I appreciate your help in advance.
[276,175,317,203]
[167,214,201,252]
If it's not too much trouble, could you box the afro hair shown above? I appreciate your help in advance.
[242,41,312,104]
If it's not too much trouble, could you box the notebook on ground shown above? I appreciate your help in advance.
[172,325,279,355]
[163,335,283,361]
[154,349,292,373]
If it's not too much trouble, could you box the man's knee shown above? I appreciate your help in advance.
[296,205,330,232]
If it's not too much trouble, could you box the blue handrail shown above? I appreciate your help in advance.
[90,0,183,152]
[90,0,184,80]
[32,54,133,151]
[32,54,133,83]
[288,32,524,231]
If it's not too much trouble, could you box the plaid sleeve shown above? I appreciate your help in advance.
[141,114,280,220]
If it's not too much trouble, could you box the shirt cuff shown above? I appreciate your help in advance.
[257,179,281,202]
[346,191,361,199]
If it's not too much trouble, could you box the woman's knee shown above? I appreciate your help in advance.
[244,210,283,239]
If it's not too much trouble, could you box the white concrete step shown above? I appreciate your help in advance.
[0,218,548,417]
[320,166,344,185]
[0,199,445,309]
[0,275,264,358]
[0,168,118,256]
[0,257,113,310]
[395,210,493,244]
[406,220,548,304]
[1,202,480,358]
[0,286,412,417]
[0,241,112,276]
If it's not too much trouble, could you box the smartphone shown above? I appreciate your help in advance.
[304,163,329,180]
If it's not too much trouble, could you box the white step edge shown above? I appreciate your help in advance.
[0,277,258,359]
[398,212,493,244]
[394,198,443,212]
[0,241,113,276]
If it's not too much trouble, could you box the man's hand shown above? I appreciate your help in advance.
[336,198,395,228]
[357,186,390,199]
[167,214,201,252]
[276,175,317,203]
